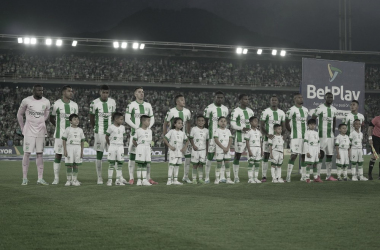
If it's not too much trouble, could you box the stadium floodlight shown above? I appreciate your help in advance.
[236,47,243,54]
[280,50,286,56]
[133,42,139,49]
[56,39,62,46]
[18,37,23,43]
[31,38,37,44]
[139,43,145,50]
[113,42,119,48]
[45,39,52,45]
[121,42,127,49]
[243,49,248,54]
[272,49,277,55]
[257,49,262,55]
[72,40,77,47]
[24,37,30,44]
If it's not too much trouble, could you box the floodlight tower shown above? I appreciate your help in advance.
[339,0,352,51]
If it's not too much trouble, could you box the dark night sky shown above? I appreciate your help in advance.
[1,0,380,51]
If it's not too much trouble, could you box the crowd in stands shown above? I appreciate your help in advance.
[0,84,379,151]
[1,52,302,87]
[1,52,380,89]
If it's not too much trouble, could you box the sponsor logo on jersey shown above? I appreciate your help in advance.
[28,110,45,118]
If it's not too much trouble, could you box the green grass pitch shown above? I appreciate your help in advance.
[1,156,379,250]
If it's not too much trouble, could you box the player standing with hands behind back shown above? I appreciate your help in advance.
[312,92,337,181]
[260,95,286,182]
[125,87,157,185]
[231,94,254,183]
[89,85,117,184]
[50,85,78,185]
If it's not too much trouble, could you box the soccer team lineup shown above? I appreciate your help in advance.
[18,84,377,187]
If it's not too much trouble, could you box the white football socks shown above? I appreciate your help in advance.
[128,160,135,180]
[96,160,102,178]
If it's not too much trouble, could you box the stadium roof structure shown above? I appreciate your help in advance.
[2,33,380,63]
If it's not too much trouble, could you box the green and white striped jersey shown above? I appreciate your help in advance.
[260,107,286,141]
[51,99,78,139]
[342,112,364,136]
[231,107,254,142]
[313,104,337,139]
[125,101,154,135]
[203,103,229,139]
[286,106,308,139]
[165,107,192,133]
[90,98,116,135]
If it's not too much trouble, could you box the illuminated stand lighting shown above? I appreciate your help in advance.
[139,43,145,50]
[18,37,23,43]
[24,37,30,44]
[242,49,248,54]
[72,40,77,47]
[236,47,243,54]
[121,42,127,49]
[113,42,119,48]
[30,38,37,44]
[257,49,263,55]
[45,38,52,45]
[280,50,286,56]
[272,49,277,55]
[132,42,139,49]
[56,40,62,46]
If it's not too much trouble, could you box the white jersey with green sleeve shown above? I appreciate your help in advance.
[51,99,78,139]
[165,107,192,132]
[313,104,337,139]
[335,134,351,150]
[342,112,365,136]
[189,127,209,150]
[62,127,85,145]
[125,101,154,135]
[286,106,308,139]
[349,130,363,149]
[133,128,153,146]
[203,103,229,139]
[244,129,262,147]
[260,107,286,141]
[106,124,126,146]
[231,107,254,142]
[90,98,116,135]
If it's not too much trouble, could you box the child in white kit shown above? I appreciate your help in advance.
[335,124,351,181]
[214,116,234,184]
[189,115,209,184]
[349,119,368,181]
[269,124,285,183]
[304,119,323,183]
[133,115,153,186]
[245,116,263,184]
[164,117,189,185]
[62,114,85,186]
[106,112,126,186]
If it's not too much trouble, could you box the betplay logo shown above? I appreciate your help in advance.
[328,64,342,82]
